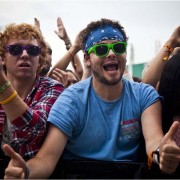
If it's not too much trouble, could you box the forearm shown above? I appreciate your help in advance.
[27,157,54,179]
[142,40,176,87]
[48,45,80,77]
[0,73,28,121]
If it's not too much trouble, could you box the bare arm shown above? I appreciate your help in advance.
[141,100,164,154]
[142,26,180,88]
[4,124,68,179]
[142,100,180,174]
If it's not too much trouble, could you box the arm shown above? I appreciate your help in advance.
[142,100,180,174]
[142,26,180,88]
[10,81,63,148]
[4,124,68,179]
[0,59,63,154]
[51,17,83,79]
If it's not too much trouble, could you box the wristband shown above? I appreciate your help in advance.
[152,147,160,164]
[0,81,11,94]
[0,91,17,105]
[147,147,160,169]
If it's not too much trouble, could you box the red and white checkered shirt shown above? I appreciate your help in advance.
[0,75,64,159]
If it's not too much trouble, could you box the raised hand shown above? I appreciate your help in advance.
[3,144,27,179]
[54,17,69,42]
[159,121,180,174]
[51,68,68,87]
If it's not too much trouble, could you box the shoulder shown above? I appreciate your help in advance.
[38,76,64,89]
[65,77,92,92]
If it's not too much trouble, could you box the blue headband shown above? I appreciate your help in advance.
[84,25,125,52]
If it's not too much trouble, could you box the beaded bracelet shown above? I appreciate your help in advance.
[68,50,75,59]
[0,81,11,94]
[164,44,174,52]
[65,40,72,50]
[0,91,17,105]
[163,45,174,61]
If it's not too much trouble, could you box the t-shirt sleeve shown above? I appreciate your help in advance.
[47,88,80,137]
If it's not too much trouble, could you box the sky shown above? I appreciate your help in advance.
[0,0,179,67]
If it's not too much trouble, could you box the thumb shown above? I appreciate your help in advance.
[160,121,179,146]
[3,144,26,169]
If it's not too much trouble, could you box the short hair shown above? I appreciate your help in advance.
[79,18,128,51]
[0,23,48,72]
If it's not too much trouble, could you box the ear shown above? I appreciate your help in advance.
[84,53,91,66]
[84,53,90,60]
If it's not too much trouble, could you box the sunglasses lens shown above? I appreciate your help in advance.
[113,43,126,54]
[95,45,108,56]
[8,45,22,55]
[28,46,41,56]
[6,45,41,56]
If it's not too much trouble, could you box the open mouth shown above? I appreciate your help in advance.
[103,63,118,71]
[19,63,30,67]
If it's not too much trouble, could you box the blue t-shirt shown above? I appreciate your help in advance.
[48,77,161,161]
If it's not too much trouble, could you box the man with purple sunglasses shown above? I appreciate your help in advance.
[3,19,180,179]
[0,23,64,178]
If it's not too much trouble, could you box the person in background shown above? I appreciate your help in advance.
[34,17,82,87]
[142,26,180,88]
[3,18,180,179]
[34,18,52,77]
[39,43,52,76]
[0,23,64,178]
[52,17,83,80]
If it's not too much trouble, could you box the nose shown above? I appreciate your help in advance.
[21,49,29,57]
[107,49,116,58]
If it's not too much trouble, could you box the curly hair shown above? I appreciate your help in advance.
[0,23,48,73]
[79,18,128,51]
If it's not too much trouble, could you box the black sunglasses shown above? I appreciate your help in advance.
[88,42,127,57]
[5,45,41,56]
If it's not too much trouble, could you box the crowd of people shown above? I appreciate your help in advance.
[0,16,179,179]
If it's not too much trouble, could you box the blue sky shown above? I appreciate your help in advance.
[0,0,179,66]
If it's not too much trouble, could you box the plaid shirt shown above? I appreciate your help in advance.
[0,75,64,159]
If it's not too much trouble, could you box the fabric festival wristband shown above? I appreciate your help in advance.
[148,151,153,169]
[0,81,11,94]
[163,45,174,61]
[0,91,17,105]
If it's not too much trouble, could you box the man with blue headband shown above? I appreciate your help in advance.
[3,18,180,179]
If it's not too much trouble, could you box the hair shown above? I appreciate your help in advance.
[65,69,80,81]
[0,23,48,72]
[158,54,180,133]
[79,18,128,51]
[132,76,142,83]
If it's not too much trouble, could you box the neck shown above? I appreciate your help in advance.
[7,75,36,100]
[93,78,123,101]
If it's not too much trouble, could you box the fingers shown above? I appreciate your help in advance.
[160,121,179,146]
[57,17,63,26]
[159,140,180,174]
[3,144,26,168]
[4,166,25,179]
[3,144,26,179]
[51,68,68,86]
